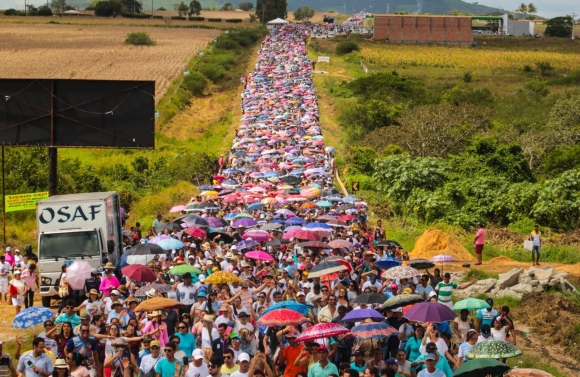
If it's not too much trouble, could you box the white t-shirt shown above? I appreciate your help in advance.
[185,363,209,377]
[419,338,448,355]
[361,281,382,291]
[233,321,254,334]
[230,371,248,377]
[81,299,103,315]
[491,326,507,342]
[476,335,494,343]
[201,328,220,349]
[418,369,446,377]
[0,262,12,281]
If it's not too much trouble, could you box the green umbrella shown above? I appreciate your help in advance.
[452,298,491,311]
[233,213,253,220]
[466,340,522,359]
[170,265,202,275]
[453,358,510,377]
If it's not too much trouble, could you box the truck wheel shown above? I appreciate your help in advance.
[41,296,52,308]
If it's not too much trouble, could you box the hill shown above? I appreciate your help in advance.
[286,0,503,14]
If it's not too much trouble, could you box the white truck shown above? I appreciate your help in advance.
[37,192,123,307]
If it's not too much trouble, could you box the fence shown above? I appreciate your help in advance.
[360,59,371,73]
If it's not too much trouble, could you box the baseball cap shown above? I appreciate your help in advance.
[426,342,437,351]
[198,274,205,282]
[5,247,11,252]
[150,340,160,347]
[14,270,21,275]
[238,311,249,317]
[391,307,402,313]
[296,291,305,297]
[91,268,98,275]
[353,350,364,357]
[192,349,204,360]
[386,357,399,365]
[238,353,250,362]
[198,291,206,297]
[111,290,120,295]
[317,345,329,353]
[481,324,492,337]
[425,354,436,361]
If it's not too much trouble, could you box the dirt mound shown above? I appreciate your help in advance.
[488,256,516,264]
[410,228,476,262]
[516,292,580,360]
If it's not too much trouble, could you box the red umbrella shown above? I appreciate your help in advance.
[121,265,156,283]
[294,230,321,241]
[185,228,207,238]
[295,323,350,342]
[301,241,330,249]
[328,239,354,249]
[338,215,355,222]
[256,309,309,327]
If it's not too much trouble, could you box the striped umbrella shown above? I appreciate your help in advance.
[256,309,309,327]
[261,301,310,316]
[295,323,350,342]
[307,261,348,279]
[243,230,271,241]
[351,322,398,340]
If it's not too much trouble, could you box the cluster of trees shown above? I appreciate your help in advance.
[293,6,314,21]
[338,71,580,231]
[255,0,286,23]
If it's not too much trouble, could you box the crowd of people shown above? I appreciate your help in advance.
[0,24,521,377]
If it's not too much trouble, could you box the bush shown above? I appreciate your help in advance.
[122,13,152,18]
[199,63,227,83]
[152,15,163,19]
[214,37,238,50]
[4,8,18,15]
[463,72,473,83]
[336,40,359,55]
[37,5,53,16]
[181,72,208,96]
[189,16,204,21]
[171,16,186,20]
[226,18,242,23]
[207,18,222,22]
[157,6,166,10]
[125,32,155,46]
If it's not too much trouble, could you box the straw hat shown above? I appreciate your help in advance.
[54,359,68,369]
[203,314,214,322]
[85,289,101,298]
[148,311,166,319]
[112,338,129,347]
[104,262,115,270]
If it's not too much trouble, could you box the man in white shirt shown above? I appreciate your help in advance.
[0,256,12,303]
[229,353,250,377]
[184,349,208,377]
[139,340,164,376]
[103,290,124,317]
[233,312,254,334]
[176,273,197,316]
[361,274,382,292]
[416,275,434,301]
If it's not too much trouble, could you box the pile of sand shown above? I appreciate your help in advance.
[410,228,476,262]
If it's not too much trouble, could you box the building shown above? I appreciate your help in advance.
[374,15,473,45]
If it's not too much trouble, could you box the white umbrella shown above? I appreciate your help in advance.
[66,261,93,290]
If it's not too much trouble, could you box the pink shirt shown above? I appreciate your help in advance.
[142,320,168,347]
[99,276,120,295]
[4,253,14,267]
[475,228,486,245]
[20,270,37,292]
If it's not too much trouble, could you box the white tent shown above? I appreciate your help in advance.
[267,18,289,29]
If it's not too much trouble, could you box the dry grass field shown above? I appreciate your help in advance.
[0,23,220,101]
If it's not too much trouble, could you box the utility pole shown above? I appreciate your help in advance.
[573,13,576,40]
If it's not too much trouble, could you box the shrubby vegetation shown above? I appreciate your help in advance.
[125,32,155,45]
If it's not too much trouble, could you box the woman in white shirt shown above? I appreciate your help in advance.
[75,289,103,315]
[453,309,474,344]
[201,315,219,360]
[491,315,512,342]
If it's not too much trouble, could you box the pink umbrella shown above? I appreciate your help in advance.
[170,205,186,213]
[283,228,302,239]
[66,261,93,290]
[245,250,275,261]
[243,230,270,241]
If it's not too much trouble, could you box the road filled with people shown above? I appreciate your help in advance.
[1,24,523,377]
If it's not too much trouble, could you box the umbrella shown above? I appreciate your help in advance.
[260,223,283,231]
[134,297,185,312]
[407,259,436,270]
[452,298,491,311]
[295,323,350,342]
[261,301,310,316]
[121,265,157,283]
[353,293,387,305]
[135,283,172,296]
[12,307,55,329]
[328,239,353,249]
[300,241,330,249]
[377,240,403,248]
[375,257,402,269]
[430,254,458,263]
[170,264,202,275]
[66,260,93,290]
[236,240,259,250]
[342,308,385,322]
[127,243,165,255]
[181,215,210,227]
[233,218,258,228]
[208,231,233,244]
[185,228,207,238]
[164,222,182,231]
[157,238,185,250]
[466,340,523,359]
[256,309,309,327]
[205,217,229,228]
[404,302,457,323]
[204,271,242,284]
[265,238,291,248]
[245,250,275,261]
[293,230,321,241]
[453,358,511,377]
[170,205,186,213]
[243,230,271,241]
[380,294,423,310]
[505,369,555,377]
[381,266,421,280]
[307,261,348,279]
[247,203,265,211]
[351,322,398,339]
[147,235,171,244]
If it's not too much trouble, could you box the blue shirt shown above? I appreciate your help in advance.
[175,332,196,358]
[17,352,54,377]
[476,308,499,329]
[418,368,446,377]
[413,352,453,377]
[155,358,181,377]
[307,361,339,377]
[350,361,366,373]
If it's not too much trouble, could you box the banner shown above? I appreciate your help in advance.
[5,192,49,212]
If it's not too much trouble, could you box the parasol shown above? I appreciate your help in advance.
[504,369,555,377]
[452,298,491,311]
[380,294,423,310]
[157,238,185,250]
[465,340,522,359]
[293,230,321,241]
[375,257,402,269]
[135,283,172,296]
[12,307,56,329]
[381,266,421,280]
[295,323,350,342]
[342,308,385,323]
[245,250,275,261]
[134,297,185,312]
[353,293,388,305]
[66,260,93,290]
[327,239,353,249]
[351,322,398,339]
[261,301,310,316]
[121,265,157,283]
[453,358,511,377]
[256,309,309,327]
[170,264,202,275]
[204,271,242,284]
[407,258,436,270]
[403,302,457,323]
[185,228,207,238]
[307,261,348,278]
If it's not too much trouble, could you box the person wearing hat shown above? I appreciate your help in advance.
[411,341,453,377]
[0,338,16,377]
[137,334,154,367]
[8,269,25,315]
[306,345,338,377]
[104,338,138,377]
[142,312,169,348]
[108,301,130,329]
[99,263,120,296]
[73,313,95,337]
[185,349,208,377]
[53,359,68,377]
[176,272,197,317]
[215,304,237,327]
[76,289,103,317]
[138,339,163,377]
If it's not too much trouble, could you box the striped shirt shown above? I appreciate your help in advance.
[436,282,458,303]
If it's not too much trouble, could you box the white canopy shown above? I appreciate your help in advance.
[267,18,289,24]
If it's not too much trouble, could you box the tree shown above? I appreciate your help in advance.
[294,6,314,21]
[451,9,461,16]
[527,3,537,17]
[26,4,39,15]
[94,0,123,17]
[177,1,188,16]
[547,93,580,146]
[38,4,53,15]
[516,3,528,16]
[50,0,67,14]
[238,2,253,11]
[255,0,287,24]
[339,100,404,141]
[544,16,573,38]
[249,13,258,22]
[189,0,201,15]
[220,2,234,11]
[120,0,143,13]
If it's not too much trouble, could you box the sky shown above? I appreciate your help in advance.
[2,0,577,18]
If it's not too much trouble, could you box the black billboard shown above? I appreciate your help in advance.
[0,79,155,148]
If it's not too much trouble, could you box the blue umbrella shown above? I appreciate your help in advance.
[236,240,259,250]
[305,222,332,230]
[198,185,214,190]
[261,301,310,316]
[225,213,237,220]
[248,203,265,211]
[12,307,55,329]
[285,217,305,225]
[342,195,361,203]
[157,238,185,250]
[284,225,302,232]
[326,197,344,202]
[263,172,278,177]
[376,257,402,269]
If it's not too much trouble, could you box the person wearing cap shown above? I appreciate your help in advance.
[73,313,95,336]
[277,328,306,377]
[411,342,453,377]
[306,345,338,377]
[8,268,26,314]
[456,330,478,367]
[0,338,16,377]
[385,357,400,374]
[3,247,14,268]
[104,290,124,318]
[349,350,366,374]
[176,273,197,317]
[233,311,254,334]
[477,324,494,344]
[183,349,207,377]
[0,255,12,305]
[139,339,163,377]
[475,298,499,333]
[416,353,445,377]
[228,352,251,377]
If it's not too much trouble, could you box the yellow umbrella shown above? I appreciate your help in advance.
[205,271,242,284]
[200,191,219,196]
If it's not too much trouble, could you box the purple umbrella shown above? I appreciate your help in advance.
[148,235,171,244]
[403,302,457,323]
[430,255,458,263]
[342,308,385,323]
[233,218,258,228]
[205,217,228,227]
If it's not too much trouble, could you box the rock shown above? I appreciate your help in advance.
[564,279,579,293]
[533,285,544,293]
[498,268,524,289]
[539,279,550,287]
[480,279,497,294]
[496,289,522,300]
[510,283,534,295]
[548,279,560,287]
[560,277,567,292]
[530,280,539,287]
[550,272,569,281]
[529,266,554,282]
[488,287,500,297]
